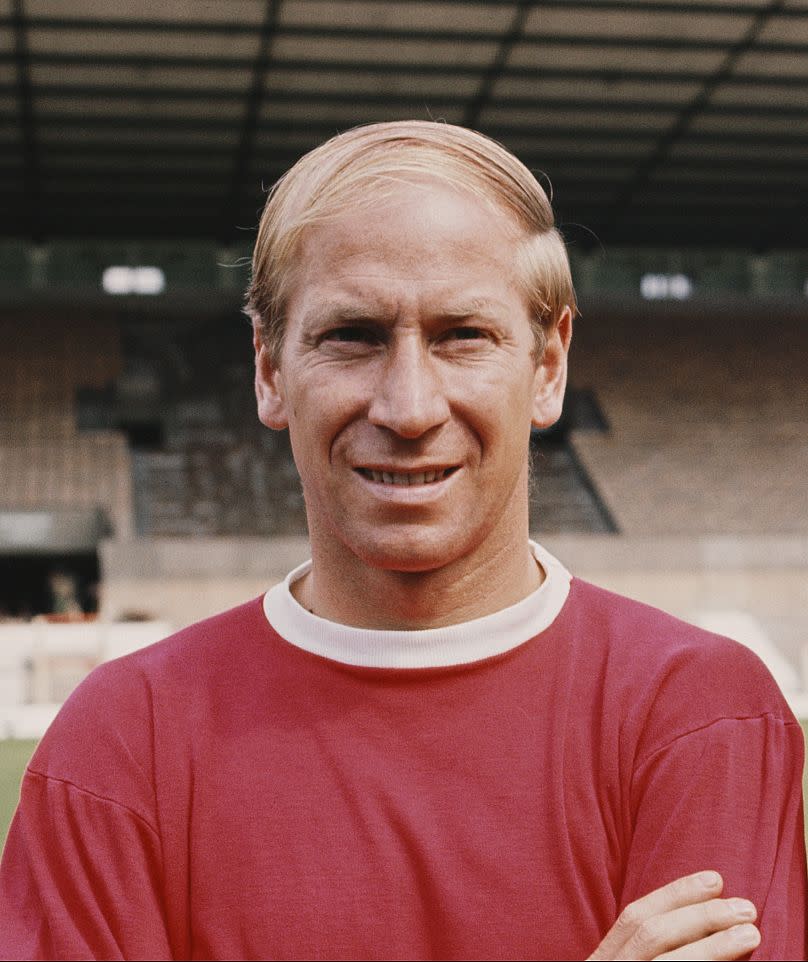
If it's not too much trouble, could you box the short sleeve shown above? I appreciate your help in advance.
[623,713,808,960]
[0,769,173,961]
[0,655,175,961]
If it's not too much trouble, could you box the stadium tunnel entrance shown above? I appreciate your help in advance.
[0,510,106,620]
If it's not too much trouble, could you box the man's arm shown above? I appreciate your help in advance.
[0,756,768,962]
[1,797,759,962]
[621,711,807,959]
[0,654,176,962]
[0,766,173,961]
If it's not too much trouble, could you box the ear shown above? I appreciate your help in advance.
[252,320,289,430]
[531,305,573,430]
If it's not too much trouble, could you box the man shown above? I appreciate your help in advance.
[1,121,805,960]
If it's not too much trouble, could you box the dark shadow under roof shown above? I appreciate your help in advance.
[3,0,808,248]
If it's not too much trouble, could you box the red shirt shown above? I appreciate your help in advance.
[1,579,805,960]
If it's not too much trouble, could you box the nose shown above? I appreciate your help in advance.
[367,337,450,438]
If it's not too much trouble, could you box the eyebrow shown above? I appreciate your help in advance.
[311,305,392,326]
[308,298,503,327]
[439,300,502,320]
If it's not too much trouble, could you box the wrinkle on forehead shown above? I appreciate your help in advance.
[300,293,515,329]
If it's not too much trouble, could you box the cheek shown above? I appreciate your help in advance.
[458,371,535,428]
[286,379,366,454]
[477,400,536,465]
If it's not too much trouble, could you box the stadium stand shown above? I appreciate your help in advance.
[112,312,309,537]
[2,298,804,546]
[569,300,808,535]
[7,295,802,549]
[0,310,132,540]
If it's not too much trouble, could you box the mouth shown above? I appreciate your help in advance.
[354,466,460,486]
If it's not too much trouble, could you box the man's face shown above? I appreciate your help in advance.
[255,179,570,574]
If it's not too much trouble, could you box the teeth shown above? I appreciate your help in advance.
[364,468,449,485]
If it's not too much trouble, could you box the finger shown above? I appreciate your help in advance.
[589,872,724,960]
[655,923,761,961]
[617,898,757,961]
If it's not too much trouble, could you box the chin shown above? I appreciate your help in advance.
[341,527,465,574]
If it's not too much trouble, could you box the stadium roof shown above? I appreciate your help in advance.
[3,0,808,248]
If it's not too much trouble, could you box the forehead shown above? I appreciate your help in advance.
[286,179,527,316]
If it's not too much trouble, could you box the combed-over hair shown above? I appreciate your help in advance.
[246,120,576,363]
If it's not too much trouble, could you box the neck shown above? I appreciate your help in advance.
[295,502,542,631]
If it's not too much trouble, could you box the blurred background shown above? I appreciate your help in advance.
[1,0,807,839]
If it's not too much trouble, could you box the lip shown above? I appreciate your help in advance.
[353,464,462,501]
[354,463,459,475]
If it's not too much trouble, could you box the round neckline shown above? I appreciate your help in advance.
[262,541,572,669]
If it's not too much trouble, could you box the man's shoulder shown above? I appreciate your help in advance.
[116,594,270,675]
[75,593,273,714]
[27,596,271,788]
[563,577,797,736]
[566,576,770,666]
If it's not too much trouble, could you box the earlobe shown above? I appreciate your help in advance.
[253,328,289,430]
[531,306,573,430]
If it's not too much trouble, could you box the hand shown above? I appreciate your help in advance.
[587,871,760,960]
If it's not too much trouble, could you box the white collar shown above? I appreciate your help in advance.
[262,541,571,669]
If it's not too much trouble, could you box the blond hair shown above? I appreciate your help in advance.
[246,120,576,362]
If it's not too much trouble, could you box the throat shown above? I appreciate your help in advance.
[290,547,544,630]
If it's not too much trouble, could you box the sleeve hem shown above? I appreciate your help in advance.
[635,713,801,770]
[24,768,160,837]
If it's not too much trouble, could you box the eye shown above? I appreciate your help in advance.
[440,325,491,344]
[447,326,486,340]
[321,325,380,345]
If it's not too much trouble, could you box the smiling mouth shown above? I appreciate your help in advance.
[355,466,459,486]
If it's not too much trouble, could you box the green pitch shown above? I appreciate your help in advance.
[2,730,808,854]
[0,739,37,846]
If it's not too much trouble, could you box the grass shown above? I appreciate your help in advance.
[0,738,37,846]
[2,727,808,853]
